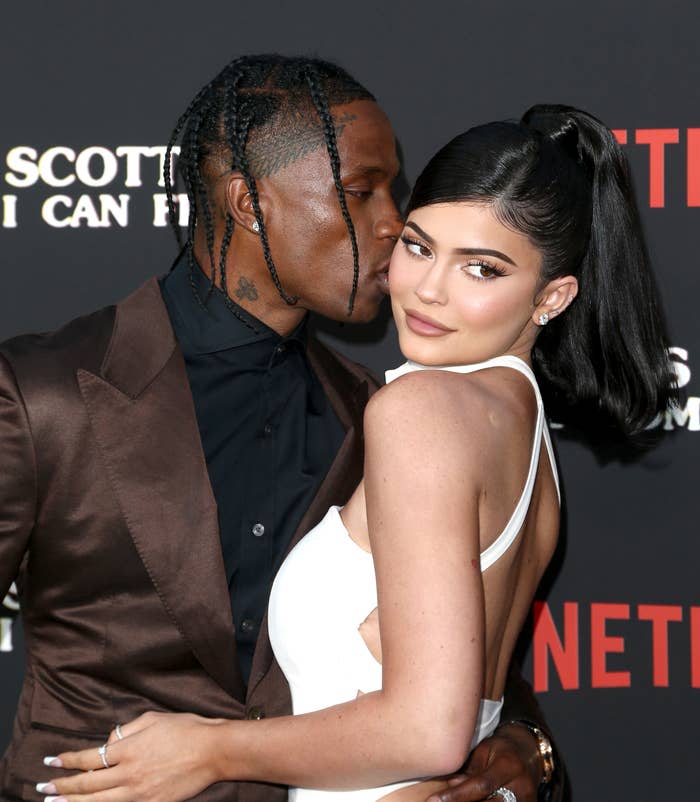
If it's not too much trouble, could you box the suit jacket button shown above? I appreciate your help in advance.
[247,706,265,720]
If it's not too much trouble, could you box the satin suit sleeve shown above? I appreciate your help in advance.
[0,353,36,599]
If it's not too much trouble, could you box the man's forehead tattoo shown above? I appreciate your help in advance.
[248,113,357,178]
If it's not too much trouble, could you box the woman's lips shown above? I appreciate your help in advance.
[404,309,455,336]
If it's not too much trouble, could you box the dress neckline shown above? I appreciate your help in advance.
[384,353,536,385]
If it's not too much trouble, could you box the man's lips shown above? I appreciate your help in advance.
[375,261,390,294]
[403,309,455,336]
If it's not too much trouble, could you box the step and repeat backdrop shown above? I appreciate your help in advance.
[1,2,697,801]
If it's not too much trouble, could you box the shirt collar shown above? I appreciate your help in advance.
[161,250,308,356]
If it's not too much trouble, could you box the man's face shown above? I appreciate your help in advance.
[258,100,403,323]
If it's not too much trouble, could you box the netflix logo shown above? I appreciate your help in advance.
[613,128,700,208]
[532,600,700,692]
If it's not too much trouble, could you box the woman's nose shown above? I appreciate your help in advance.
[414,264,448,305]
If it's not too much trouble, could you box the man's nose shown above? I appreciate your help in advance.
[375,200,403,241]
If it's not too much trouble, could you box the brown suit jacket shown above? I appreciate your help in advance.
[0,279,562,802]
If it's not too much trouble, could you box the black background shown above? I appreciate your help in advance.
[1,2,698,799]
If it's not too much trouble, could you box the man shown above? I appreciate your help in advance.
[0,55,560,802]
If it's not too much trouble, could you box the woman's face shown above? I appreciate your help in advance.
[389,202,548,366]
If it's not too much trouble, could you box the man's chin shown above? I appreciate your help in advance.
[340,294,388,324]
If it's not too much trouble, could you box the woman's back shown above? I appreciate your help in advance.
[341,355,559,700]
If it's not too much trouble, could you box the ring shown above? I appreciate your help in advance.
[115,723,124,741]
[98,743,110,769]
[489,788,517,802]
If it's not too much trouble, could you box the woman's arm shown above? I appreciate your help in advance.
[45,372,488,799]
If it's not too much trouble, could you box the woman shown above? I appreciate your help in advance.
[38,105,676,802]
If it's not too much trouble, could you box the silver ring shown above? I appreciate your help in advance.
[115,723,124,740]
[490,788,517,802]
[98,743,110,769]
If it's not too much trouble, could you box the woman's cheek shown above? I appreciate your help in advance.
[453,293,502,326]
[388,255,411,297]
[456,281,526,326]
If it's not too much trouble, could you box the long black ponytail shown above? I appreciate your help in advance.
[407,104,679,438]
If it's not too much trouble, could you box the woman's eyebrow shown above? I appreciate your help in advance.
[404,220,517,266]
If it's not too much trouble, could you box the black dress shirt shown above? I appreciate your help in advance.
[160,255,345,684]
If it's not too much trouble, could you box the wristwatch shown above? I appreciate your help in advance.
[500,719,555,790]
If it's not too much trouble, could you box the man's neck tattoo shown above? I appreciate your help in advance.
[235,276,259,302]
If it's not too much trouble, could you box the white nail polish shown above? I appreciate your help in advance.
[43,756,63,767]
[43,756,57,766]
[36,783,50,792]
[45,797,60,802]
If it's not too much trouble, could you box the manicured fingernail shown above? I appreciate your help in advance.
[36,783,57,794]
[45,797,67,802]
[43,756,63,767]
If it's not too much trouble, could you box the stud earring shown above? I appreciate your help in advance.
[538,312,549,326]
[252,220,260,233]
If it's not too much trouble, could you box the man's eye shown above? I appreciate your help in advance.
[345,189,372,199]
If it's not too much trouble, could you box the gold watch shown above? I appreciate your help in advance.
[502,719,555,786]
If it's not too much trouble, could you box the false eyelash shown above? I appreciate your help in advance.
[400,235,432,258]
[463,259,507,281]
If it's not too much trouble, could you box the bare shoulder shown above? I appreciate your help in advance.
[365,367,535,459]
[367,368,524,428]
[365,370,503,461]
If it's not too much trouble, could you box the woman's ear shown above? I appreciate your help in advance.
[224,173,268,235]
[532,275,579,326]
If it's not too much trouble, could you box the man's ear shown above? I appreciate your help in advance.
[532,275,579,325]
[224,173,269,234]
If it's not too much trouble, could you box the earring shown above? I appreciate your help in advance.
[538,312,549,326]
[252,220,260,233]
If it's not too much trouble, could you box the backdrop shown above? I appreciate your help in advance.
[1,2,697,800]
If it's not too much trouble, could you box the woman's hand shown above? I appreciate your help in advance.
[37,711,226,802]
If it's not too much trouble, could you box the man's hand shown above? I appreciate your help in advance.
[425,724,542,802]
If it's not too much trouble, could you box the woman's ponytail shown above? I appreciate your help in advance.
[522,104,678,437]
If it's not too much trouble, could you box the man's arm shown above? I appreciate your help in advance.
[496,663,565,802]
[0,352,37,599]
[431,663,566,802]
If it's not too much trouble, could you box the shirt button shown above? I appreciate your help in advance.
[252,522,265,537]
[263,423,273,436]
[240,619,256,633]
[275,344,286,355]
[247,706,265,720]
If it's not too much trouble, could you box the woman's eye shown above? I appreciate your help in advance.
[463,261,503,280]
[400,236,432,258]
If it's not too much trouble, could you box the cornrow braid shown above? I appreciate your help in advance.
[304,64,361,315]
[183,104,208,309]
[188,96,219,306]
[164,54,375,320]
[213,65,257,326]
[163,78,221,247]
[234,100,298,305]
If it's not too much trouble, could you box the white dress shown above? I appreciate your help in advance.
[268,356,560,801]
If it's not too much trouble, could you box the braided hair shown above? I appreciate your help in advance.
[164,55,375,322]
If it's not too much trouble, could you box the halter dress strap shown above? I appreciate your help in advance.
[385,355,560,571]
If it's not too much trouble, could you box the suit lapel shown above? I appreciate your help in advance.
[78,279,245,700]
[247,337,370,695]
